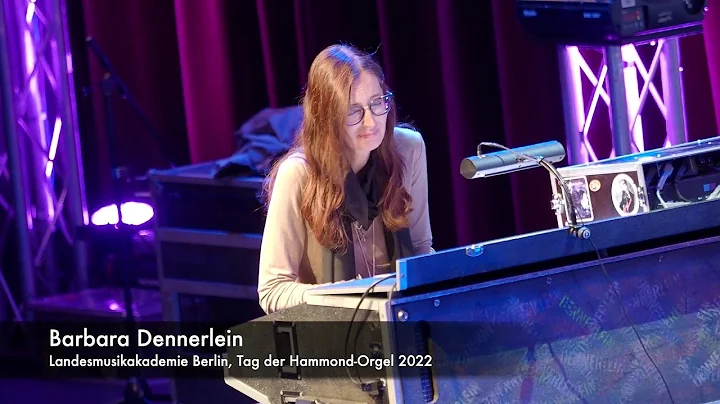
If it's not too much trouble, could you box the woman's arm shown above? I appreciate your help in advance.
[397,127,434,255]
[257,157,313,314]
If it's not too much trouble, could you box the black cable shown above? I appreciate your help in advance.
[585,237,675,404]
[344,273,395,384]
[478,142,676,404]
[560,172,677,403]
[553,173,676,404]
[558,173,676,404]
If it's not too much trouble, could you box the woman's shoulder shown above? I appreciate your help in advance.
[393,125,425,151]
[392,125,426,167]
[274,151,309,183]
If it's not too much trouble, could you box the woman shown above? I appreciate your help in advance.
[257,44,433,314]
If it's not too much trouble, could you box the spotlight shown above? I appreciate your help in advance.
[91,201,154,226]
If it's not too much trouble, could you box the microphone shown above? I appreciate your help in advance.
[460,141,566,179]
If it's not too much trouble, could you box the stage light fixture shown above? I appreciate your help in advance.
[90,201,154,226]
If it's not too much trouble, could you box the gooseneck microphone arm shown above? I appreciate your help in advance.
[473,142,591,240]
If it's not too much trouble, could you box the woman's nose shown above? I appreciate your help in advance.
[361,107,376,127]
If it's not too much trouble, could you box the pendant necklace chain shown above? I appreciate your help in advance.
[354,221,375,278]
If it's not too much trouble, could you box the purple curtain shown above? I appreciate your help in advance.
[174,0,236,164]
[705,7,720,133]
[69,0,720,250]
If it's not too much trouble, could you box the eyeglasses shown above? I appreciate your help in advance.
[346,92,393,126]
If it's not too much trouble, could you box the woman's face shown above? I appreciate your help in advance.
[344,72,389,158]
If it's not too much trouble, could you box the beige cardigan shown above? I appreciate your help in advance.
[257,127,434,314]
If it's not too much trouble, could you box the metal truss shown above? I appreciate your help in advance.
[558,38,690,165]
[0,0,88,320]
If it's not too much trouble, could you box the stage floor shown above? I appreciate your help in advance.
[0,378,171,404]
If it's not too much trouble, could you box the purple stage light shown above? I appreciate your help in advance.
[0,0,93,306]
[90,202,154,226]
[561,39,689,165]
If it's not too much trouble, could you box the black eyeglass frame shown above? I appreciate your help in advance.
[345,92,394,126]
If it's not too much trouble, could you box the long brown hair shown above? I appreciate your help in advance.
[263,44,412,252]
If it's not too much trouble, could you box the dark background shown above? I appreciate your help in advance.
[66,0,720,251]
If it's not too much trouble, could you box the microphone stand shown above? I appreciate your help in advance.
[84,38,171,404]
[102,72,152,404]
[85,37,176,169]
